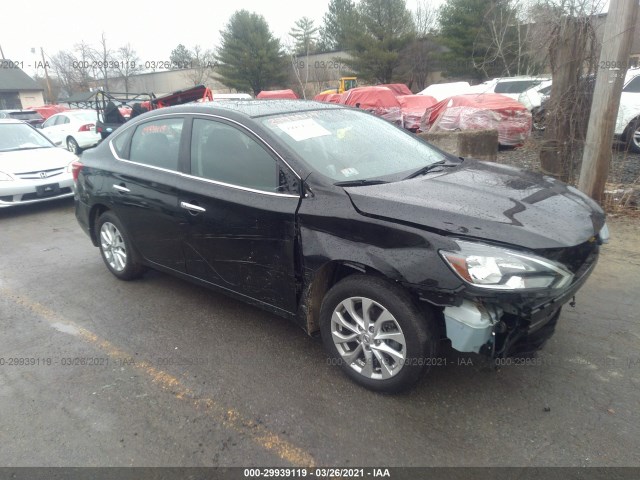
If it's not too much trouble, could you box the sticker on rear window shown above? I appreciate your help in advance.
[278,118,331,141]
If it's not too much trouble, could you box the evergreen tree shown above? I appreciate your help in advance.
[216,10,288,95]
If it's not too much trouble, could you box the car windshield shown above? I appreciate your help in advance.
[262,109,445,183]
[0,123,53,152]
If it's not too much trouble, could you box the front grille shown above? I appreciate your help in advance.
[14,167,65,180]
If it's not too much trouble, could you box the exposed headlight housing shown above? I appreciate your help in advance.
[598,223,610,244]
[440,240,573,290]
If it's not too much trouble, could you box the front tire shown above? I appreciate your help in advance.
[320,275,438,393]
[96,211,145,280]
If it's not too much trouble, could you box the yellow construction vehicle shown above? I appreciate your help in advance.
[338,77,357,93]
[319,77,358,96]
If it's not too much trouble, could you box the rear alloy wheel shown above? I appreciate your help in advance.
[67,137,82,154]
[320,275,438,393]
[96,211,145,280]
[626,119,640,154]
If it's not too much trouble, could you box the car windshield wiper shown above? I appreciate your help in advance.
[404,160,457,179]
[334,179,389,187]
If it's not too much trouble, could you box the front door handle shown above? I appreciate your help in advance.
[113,184,130,193]
[180,201,206,214]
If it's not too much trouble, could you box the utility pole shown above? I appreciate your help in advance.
[40,47,54,104]
[578,0,639,203]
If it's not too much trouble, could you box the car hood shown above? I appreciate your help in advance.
[0,147,76,174]
[345,159,606,249]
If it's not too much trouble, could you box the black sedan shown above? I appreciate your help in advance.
[73,100,608,392]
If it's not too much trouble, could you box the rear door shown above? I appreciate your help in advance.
[106,115,187,273]
[178,117,301,313]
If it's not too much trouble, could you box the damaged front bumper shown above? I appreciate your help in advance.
[427,244,599,358]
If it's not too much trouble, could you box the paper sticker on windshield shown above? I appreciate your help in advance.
[340,167,359,177]
[278,118,331,141]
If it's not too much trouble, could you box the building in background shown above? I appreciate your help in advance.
[0,65,44,109]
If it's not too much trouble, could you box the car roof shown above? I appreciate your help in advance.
[150,99,343,119]
[0,118,28,124]
[0,109,39,114]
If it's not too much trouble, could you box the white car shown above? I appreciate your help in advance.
[0,119,77,208]
[616,68,640,153]
[518,80,553,111]
[469,76,551,101]
[41,109,102,154]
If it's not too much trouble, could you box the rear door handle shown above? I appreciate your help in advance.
[180,201,206,214]
[113,184,130,193]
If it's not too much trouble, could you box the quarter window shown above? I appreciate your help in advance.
[129,118,184,170]
[190,119,279,192]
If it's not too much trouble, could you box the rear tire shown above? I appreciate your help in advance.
[67,137,82,154]
[96,211,145,280]
[320,275,438,393]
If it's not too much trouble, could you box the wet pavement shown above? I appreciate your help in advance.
[0,199,639,467]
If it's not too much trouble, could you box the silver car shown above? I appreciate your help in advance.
[0,119,77,208]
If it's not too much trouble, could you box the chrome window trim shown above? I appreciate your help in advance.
[108,112,302,198]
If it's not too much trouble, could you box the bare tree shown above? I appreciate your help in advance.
[113,43,142,94]
[401,1,439,91]
[534,0,605,182]
[184,45,217,86]
[91,33,113,90]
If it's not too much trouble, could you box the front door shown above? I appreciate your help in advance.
[178,117,301,313]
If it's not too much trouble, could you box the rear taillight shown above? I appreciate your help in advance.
[96,126,103,133]
[71,161,84,182]
[78,123,95,132]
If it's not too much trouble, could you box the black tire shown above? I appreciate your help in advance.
[625,118,640,154]
[67,136,82,154]
[320,275,439,393]
[95,211,145,280]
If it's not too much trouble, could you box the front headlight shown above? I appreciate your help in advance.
[0,171,13,181]
[440,240,573,290]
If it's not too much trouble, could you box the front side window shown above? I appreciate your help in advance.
[129,117,184,171]
[190,119,279,192]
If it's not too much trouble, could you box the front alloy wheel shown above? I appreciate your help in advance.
[331,297,407,380]
[320,275,438,393]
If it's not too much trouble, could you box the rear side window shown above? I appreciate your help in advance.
[129,118,184,171]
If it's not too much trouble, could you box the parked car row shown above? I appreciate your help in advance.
[0,119,76,208]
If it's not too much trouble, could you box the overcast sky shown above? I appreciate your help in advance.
[0,0,444,75]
